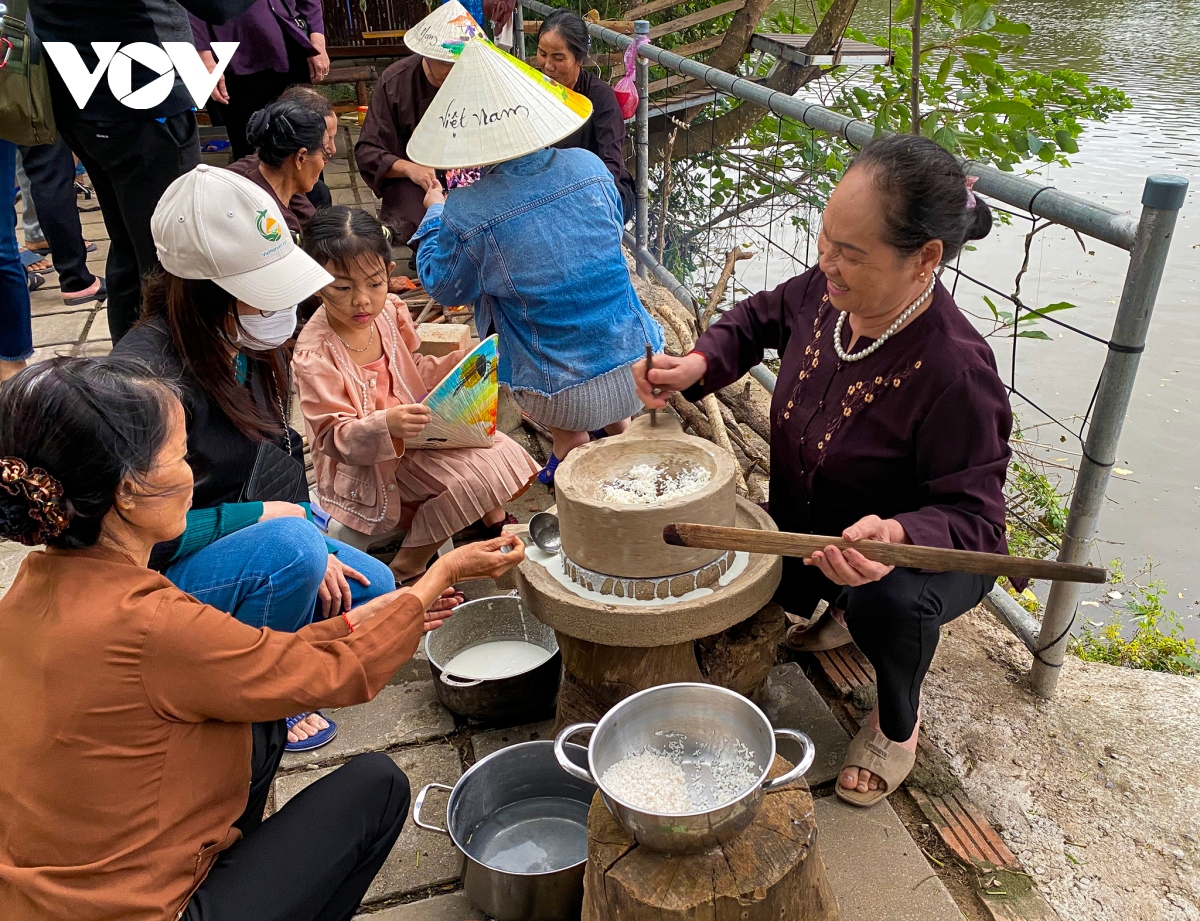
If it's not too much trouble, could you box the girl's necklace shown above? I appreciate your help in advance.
[337,323,376,354]
[833,278,935,363]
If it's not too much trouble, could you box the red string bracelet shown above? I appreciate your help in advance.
[341,612,355,633]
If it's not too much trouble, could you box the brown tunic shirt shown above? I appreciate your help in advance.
[553,69,635,223]
[354,54,440,244]
[225,154,315,236]
[686,266,1013,610]
[0,545,424,921]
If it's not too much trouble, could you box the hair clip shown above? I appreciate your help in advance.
[965,175,979,210]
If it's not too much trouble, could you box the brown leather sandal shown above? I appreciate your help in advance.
[835,726,916,808]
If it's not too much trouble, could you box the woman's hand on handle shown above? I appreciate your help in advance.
[804,515,908,586]
[632,352,708,409]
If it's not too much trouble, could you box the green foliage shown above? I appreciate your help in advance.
[815,0,1131,171]
[1071,562,1200,676]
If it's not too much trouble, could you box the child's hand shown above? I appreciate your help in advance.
[387,403,432,440]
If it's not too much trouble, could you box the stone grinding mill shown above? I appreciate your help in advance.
[511,416,838,921]
[513,414,784,729]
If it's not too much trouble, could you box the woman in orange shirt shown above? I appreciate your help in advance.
[0,357,523,921]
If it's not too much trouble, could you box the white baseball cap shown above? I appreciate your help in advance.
[151,165,333,312]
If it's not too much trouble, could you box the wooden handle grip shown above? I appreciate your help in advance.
[663,523,1107,585]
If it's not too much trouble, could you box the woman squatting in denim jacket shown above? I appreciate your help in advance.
[406,39,664,485]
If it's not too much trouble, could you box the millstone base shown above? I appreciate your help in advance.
[562,550,738,600]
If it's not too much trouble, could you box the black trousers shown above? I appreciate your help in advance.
[57,111,200,342]
[183,721,410,921]
[18,136,97,294]
[221,43,311,163]
[783,564,992,742]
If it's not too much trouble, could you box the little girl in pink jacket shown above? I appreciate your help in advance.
[293,207,539,580]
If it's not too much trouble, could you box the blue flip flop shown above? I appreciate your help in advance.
[536,453,561,486]
[285,712,338,752]
[589,429,609,440]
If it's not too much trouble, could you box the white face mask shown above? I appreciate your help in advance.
[236,305,298,351]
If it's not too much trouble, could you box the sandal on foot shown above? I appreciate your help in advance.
[835,726,915,808]
[285,712,338,752]
[589,428,609,440]
[786,614,852,652]
[62,277,106,307]
[536,453,560,486]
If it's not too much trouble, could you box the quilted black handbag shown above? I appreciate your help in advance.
[240,440,310,504]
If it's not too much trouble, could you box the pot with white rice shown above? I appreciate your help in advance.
[554,683,815,853]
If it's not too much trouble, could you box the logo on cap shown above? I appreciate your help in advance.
[256,210,283,242]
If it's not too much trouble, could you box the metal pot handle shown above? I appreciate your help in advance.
[761,728,816,792]
[440,671,483,688]
[553,722,597,784]
[412,782,454,834]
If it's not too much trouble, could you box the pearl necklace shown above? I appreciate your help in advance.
[832,278,936,363]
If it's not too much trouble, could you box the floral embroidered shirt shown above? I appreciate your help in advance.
[685,266,1013,603]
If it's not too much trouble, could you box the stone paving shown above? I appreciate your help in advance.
[2,142,974,921]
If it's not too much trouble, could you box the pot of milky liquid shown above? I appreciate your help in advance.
[554,683,815,853]
[425,595,561,723]
[413,741,595,921]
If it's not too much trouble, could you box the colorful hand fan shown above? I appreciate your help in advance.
[407,335,499,450]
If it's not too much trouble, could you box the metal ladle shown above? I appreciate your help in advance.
[527,512,562,554]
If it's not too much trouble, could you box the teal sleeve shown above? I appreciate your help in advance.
[170,502,265,561]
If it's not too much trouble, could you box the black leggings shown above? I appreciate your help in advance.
[782,564,992,742]
[183,721,409,921]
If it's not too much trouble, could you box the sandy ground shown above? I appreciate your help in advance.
[924,606,1200,921]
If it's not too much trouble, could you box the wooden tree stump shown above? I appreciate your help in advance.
[553,602,786,730]
[582,756,839,920]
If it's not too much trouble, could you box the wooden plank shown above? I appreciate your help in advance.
[523,19,635,34]
[750,32,893,66]
[361,29,405,38]
[667,34,726,57]
[647,74,695,95]
[648,0,746,40]
[625,0,685,19]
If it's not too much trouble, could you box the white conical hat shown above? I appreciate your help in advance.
[404,0,486,62]
[407,38,593,168]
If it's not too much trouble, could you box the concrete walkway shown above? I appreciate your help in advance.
[3,139,973,921]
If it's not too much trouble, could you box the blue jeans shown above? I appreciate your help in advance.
[1,140,33,362]
[164,517,396,632]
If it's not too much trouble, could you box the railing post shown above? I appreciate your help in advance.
[512,3,525,60]
[634,19,650,279]
[1028,174,1189,699]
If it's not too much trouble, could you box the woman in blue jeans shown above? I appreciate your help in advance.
[1,140,34,384]
[113,165,402,751]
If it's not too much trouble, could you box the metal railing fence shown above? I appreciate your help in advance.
[519,0,1188,697]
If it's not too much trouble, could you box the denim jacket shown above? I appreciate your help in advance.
[412,147,664,396]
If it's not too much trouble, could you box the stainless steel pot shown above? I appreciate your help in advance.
[425,595,561,723]
[554,682,814,854]
[413,740,595,921]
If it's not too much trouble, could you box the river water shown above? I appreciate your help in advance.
[737,0,1199,632]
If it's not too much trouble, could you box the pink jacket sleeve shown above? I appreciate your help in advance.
[293,343,402,466]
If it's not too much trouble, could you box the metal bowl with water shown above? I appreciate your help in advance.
[413,740,595,921]
[425,595,561,722]
[554,683,814,853]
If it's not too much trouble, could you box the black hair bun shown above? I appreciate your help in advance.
[966,196,994,242]
[0,490,39,545]
[245,109,271,147]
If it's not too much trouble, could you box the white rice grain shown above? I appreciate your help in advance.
[600,751,693,813]
[598,463,712,505]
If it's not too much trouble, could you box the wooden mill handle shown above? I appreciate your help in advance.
[663,523,1107,584]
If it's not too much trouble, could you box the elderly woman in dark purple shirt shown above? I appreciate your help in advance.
[635,135,1008,808]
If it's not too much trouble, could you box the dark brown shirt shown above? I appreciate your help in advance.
[554,69,634,223]
[686,266,1013,609]
[225,155,315,236]
[354,54,440,244]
